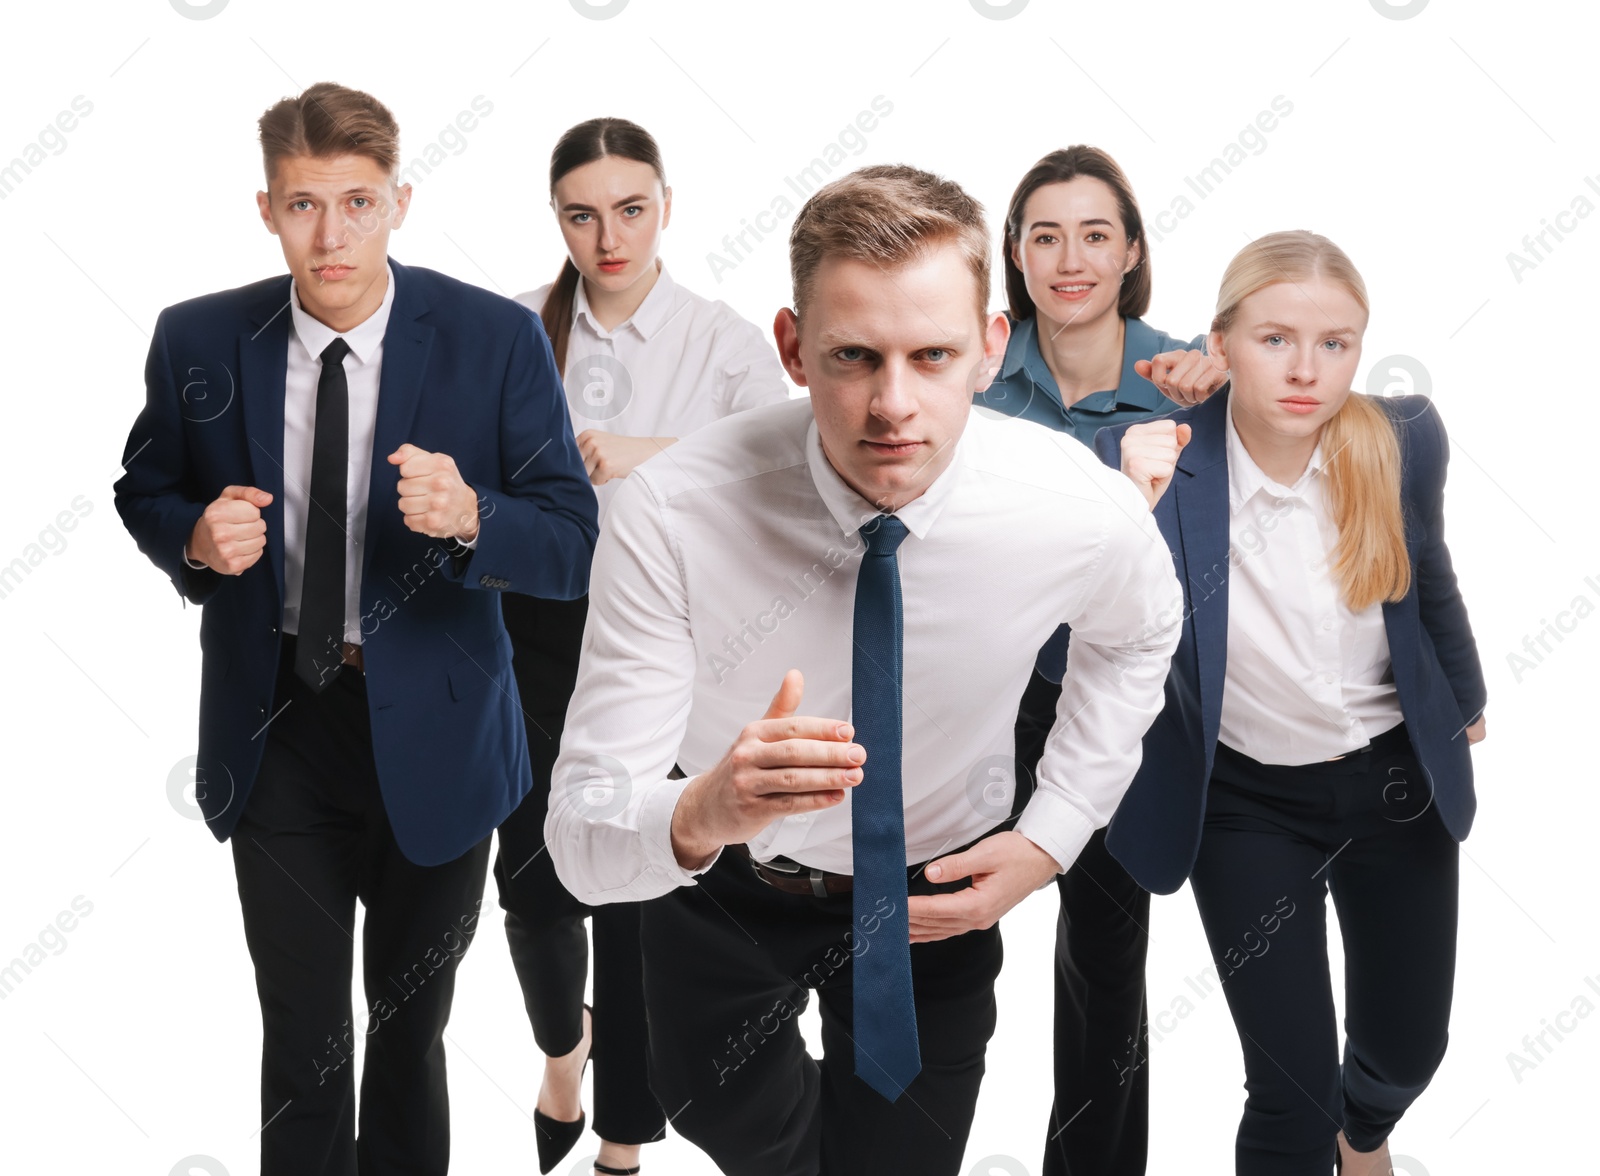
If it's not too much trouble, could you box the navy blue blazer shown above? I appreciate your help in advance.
[114,259,599,866]
[1093,390,1487,895]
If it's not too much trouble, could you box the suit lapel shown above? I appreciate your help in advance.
[362,260,436,591]
[1173,392,1232,745]
[240,280,294,604]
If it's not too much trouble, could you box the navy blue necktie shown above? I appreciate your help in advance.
[850,512,920,1102]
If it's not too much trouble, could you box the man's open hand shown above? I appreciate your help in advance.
[670,669,862,869]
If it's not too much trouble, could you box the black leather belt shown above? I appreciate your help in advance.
[728,834,990,899]
[729,842,850,897]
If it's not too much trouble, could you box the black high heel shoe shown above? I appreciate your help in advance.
[534,1003,592,1175]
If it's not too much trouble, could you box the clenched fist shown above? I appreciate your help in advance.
[576,429,676,486]
[187,485,272,575]
[388,443,480,540]
[1136,348,1229,407]
[1121,420,1192,510]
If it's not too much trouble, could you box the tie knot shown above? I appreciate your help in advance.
[859,513,908,557]
[320,337,351,367]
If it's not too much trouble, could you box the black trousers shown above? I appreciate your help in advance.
[1191,722,1458,1175]
[640,850,1004,1176]
[493,593,665,1145]
[1015,668,1151,1176]
[231,638,492,1176]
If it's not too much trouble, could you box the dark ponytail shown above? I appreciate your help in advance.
[541,117,667,374]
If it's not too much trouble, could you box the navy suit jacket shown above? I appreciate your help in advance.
[1093,390,1486,894]
[114,259,599,866]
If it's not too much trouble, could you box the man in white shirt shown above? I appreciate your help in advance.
[546,165,1182,1176]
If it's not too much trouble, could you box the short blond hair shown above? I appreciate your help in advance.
[258,82,401,184]
[788,164,990,324]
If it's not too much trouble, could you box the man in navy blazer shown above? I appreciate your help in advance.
[1092,388,1486,895]
[114,84,597,1176]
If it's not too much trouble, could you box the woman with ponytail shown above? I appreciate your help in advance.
[977,145,1228,1176]
[1099,231,1487,1175]
[495,117,788,1176]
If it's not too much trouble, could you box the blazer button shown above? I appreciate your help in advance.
[480,575,492,587]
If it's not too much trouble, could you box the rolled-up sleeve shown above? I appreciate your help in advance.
[545,474,721,903]
[1016,480,1184,873]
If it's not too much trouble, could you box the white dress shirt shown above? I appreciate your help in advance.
[516,261,790,521]
[281,264,395,646]
[545,398,1185,905]
[1217,397,1405,764]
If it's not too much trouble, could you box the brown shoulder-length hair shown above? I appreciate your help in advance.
[788,164,990,325]
[257,82,401,183]
[540,117,667,374]
[1213,230,1409,612]
[1003,145,1150,322]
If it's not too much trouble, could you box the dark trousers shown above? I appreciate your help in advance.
[1015,668,1151,1176]
[639,850,1004,1176]
[1190,722,1458,1175]
[231,638,492,1176]
[492,593,665,1145]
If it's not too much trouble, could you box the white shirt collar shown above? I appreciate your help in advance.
[804,413,967,543]
[1225,394,1327,514]
[572,259,681,341]
[289,261,397,366]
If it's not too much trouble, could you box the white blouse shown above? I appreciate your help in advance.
[1217,397,1405,765]
[516,261,790,520]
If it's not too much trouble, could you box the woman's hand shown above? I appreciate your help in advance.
[1466,715,1487,745]
[575,430,678,485]
[1135,349,1229,407]
[1120,419,1192,510]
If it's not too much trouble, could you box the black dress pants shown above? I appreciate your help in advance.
[493,592,666,1145]
[230,638,492,1176]
[1015,667,1151,1176]
[638,849,1004,1176]
[1189,722,1458,1175]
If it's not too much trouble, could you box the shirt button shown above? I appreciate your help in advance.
[792,814,810,824]
[1323,672,1336,684]
[1322,619,1333,630]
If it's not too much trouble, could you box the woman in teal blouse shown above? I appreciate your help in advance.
[975,144,1228,1176]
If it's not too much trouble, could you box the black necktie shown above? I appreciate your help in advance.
[295,337,351,691]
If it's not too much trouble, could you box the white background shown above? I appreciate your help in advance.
[0,1,1594,1173]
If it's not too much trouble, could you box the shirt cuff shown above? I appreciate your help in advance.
[181,544,208,570]
[1014,789,1098,874]
[638,773,723,885]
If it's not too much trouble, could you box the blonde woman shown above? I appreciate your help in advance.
[1098,231,1486,1175]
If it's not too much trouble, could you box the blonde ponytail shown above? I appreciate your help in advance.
[1320,393,1410,610]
